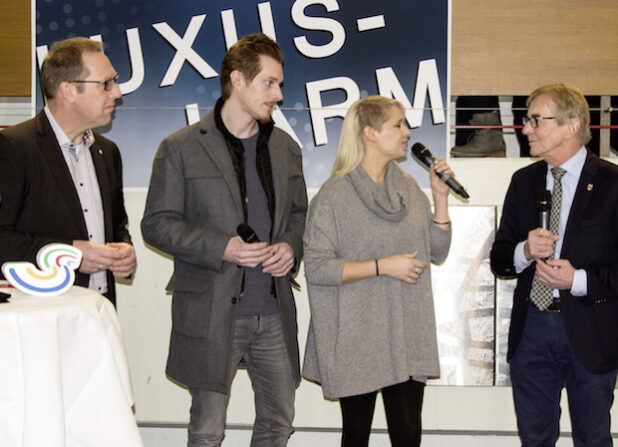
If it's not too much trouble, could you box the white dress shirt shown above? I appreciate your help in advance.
[44,106,107,294]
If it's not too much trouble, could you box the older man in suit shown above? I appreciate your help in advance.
[141,33,307,446]
[0,37,135,304]
[491,84,618,447]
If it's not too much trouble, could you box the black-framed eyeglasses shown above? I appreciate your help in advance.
[522,115,555,128]
[69,74,119,91]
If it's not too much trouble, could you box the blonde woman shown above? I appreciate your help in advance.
[303,96,452,446]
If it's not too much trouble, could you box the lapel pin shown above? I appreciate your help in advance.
[587,183,593,191]
[98,149,103,155]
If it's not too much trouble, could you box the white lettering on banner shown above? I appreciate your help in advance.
[221,9,239,50]
[306,77,360,146]
[34,2,444,150]
[356,15,385,32]
[185,103,201,125]
[221,2,277,50]
[307,62,444,146]
[376,60,445,128]
[291,0,346,58]
[152,14,218,87]
[119,28,145,95]
[412,59,445,125]
[257,2,277,42]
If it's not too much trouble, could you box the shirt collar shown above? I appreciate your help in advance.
[549,146,586,180]
[44,106,95,150]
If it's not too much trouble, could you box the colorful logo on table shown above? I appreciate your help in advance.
[1,244,83,296]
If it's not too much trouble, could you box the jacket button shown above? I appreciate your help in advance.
[231,297,237,304]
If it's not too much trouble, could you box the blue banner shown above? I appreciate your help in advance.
[35,0,448,189]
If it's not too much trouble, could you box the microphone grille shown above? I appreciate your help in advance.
[537,189,551,211]
[411,143,425,157]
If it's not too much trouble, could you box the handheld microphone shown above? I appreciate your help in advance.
[411,143,470,199]
[537,190,551,230]
[236,223,301,289]
[237,223,260,243]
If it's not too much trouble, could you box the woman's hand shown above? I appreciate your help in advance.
[379,250,428,284]
[429,156,453,197]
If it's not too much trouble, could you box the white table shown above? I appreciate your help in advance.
[0,285,144,447]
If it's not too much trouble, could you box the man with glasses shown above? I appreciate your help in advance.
[0,37,135,305]
[491,84,618,447]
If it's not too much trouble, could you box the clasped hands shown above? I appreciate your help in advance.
[524,228,574,290]
[73,240,136,277]
[224,236,294,277]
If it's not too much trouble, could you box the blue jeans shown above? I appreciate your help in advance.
[188,314,296,447]
[510,304,617,447]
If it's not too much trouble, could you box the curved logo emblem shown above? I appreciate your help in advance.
[1,243,83,296]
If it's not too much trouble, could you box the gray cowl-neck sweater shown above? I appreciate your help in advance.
[303,161,451,398]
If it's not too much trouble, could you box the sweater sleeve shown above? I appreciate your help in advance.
[429,222,452,265]
[303,194,346,286]
[417,181,451,265]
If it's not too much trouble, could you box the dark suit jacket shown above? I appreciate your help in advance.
[490,150,618,374]
[0,111,132,305]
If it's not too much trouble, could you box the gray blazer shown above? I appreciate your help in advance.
[141,110,307,393]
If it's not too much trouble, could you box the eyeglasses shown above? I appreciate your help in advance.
[69,74,119,91]
[522,115,555,128]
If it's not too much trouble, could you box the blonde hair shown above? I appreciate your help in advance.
[332,96,404,176]
[527,83,591,145]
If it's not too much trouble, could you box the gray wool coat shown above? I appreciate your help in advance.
[302,162,451,399]
[141,110,307,393]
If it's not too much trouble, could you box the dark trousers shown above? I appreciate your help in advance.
[339,378,425,447]
[510,304,617,447]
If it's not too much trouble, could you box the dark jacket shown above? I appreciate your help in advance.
[490,150,618,374]
[0,111,132,305]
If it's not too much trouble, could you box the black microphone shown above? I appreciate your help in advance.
[236,223,301,289]
[537,190,551,230]
[237,223,260,243]
[411,143,469,199]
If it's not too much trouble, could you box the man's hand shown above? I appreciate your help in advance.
[106,242,137,278]
[536,258,575,290]
[524,228,560,260]
[73,240,122,274]
[223,236,272,267]
[262,242,295,277]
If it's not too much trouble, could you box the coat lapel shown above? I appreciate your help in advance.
[89,141,114,241]
[534,160,548,194]
[35,112,88,236]
[197,117,244,218]
[268,132,287,237]
[562,151,597,255]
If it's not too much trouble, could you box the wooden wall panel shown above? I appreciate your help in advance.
[452,0,618,95]
[0,1,30,96]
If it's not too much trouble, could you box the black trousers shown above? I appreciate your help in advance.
[339,378,425,447]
